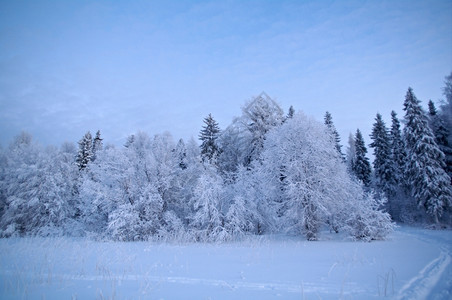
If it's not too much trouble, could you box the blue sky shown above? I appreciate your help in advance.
[1,0,451,148]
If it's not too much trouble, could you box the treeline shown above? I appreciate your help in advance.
[345,75,452,226]
[0,73,451,241]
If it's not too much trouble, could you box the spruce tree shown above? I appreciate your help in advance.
[403,88,452,224]
[76,131,93,170]
[283,106,295,123]
[428,100,452,183]
[352,129,371,186]
[199,114,221,164]
[370,113,396,196]
[390,111,405,186]
[91,130,103,161]
[324,111,345,160]
[440,73,452,178]
[287,105,295,120]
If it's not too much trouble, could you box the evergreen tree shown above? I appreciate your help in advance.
[428,100,452,183]
[389,111,405,185]
[324,111,345,160]
[403,88,452,224]
[91,130,103,161]
[284,105,295,122]
[442,72,452,142]
[440,73,452,180]
[346,133,356,173]
[76,132,93,171]
[199,114,221,164]
[124,134,135,148]
[352,129,371,186]
[370,113,396,196]
[288,105,295,118]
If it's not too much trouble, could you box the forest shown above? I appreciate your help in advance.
[0,73,451,242]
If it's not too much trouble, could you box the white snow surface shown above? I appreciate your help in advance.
[0,226,451,299]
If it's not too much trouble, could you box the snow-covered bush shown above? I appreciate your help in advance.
[342,189,395,241]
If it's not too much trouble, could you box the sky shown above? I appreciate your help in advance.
[1,0,451,149]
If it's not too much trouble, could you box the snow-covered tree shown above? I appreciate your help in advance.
[224,165,263,236]
[441,72,452,145]
[352,129,372,186]
[76,131,93,170]
[284,105,295,122]
[189,165,228,242]
[324,111,345,160]
[0,133,74,237]
[389,111,405,186]
[91,130,103,161]
[428,100,452,183]
[217,123,244,174]
[343,190,394,242]
[199,114,221,164]
[346,133,356,174]
[0,146,7,220]
[370,113,396,197]
[171,137,203,229]
[79,131,176,240]
[175,138,187,170]
[241,92,284,166]
[257,113,393,240]
[403,88,452,224]
[151,132,178,208]
[218,93,284,173]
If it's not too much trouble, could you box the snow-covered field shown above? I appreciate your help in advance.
[0,226,451,299]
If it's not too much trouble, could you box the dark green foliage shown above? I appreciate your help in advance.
[403,88,451,223]
[370,113,396,196]
[199,114,221,164]
[324,111,345,161]
[352,129,371,186]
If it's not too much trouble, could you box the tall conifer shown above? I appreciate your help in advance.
[403,88,451,224]
[199,114,221,164]
[352,129,371,186]
[370,113,395,196]
[324,111,345,160]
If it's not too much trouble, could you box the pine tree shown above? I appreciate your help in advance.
[370,113,396,197]
[403,88,452,224]
[352,129,371,186]
[428,100,452,183]
[199,114,221,164]
[76,132,93,171]
[324,111,345,160]
[91,130,103,161]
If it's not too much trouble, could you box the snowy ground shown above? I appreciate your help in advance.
[0,226,451,299]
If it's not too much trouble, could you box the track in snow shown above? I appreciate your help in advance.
[396,250,451,300]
